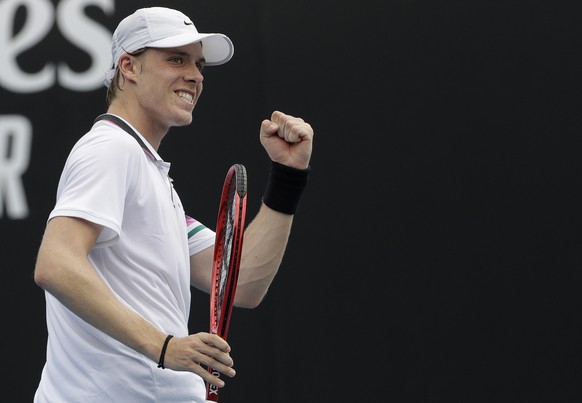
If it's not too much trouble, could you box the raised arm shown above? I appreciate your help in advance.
[190,110,314,308]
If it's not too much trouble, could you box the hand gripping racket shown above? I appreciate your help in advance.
[205,164,247,402]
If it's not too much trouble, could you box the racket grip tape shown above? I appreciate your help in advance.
[263,161,310,215]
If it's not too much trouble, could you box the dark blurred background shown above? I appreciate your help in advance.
[1,0,580,401]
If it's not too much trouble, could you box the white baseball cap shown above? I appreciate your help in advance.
[103,7,234,87]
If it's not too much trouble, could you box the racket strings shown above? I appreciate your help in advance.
[212,176,238,334]
[206,164,247,401]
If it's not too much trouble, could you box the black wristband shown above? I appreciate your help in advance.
[262,162,310,215]
[157,334,174,369]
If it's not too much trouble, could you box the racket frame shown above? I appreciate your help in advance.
[205,164,247,402]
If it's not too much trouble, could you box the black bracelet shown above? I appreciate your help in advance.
[262,162,310,215]
[157,334,174,369]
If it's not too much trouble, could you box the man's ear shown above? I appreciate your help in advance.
[118,54,140,84]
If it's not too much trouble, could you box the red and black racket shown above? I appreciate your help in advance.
[205,164,247,402]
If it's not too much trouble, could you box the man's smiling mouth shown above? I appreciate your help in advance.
[176,91,194,104]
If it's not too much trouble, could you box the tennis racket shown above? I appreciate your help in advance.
[205,163,247,402]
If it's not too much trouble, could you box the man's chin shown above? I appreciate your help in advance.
[171,113,194,127]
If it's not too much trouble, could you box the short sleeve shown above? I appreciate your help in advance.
[185,215,215,255]
[49,127,140,247]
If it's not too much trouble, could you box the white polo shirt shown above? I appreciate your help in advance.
[35,117,215,403]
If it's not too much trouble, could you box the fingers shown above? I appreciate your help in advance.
[261,111,313,144]
[198,352,236,389]
[260,119,279,138]
[270,110,312,143]
[197,333,235,375]
[163,333,236,388]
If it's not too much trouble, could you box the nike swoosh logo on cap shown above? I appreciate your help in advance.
[184,21,193,25]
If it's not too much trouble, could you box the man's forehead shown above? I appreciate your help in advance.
[150,43,205,59]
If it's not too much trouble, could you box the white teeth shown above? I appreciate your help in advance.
[177,91,193,103]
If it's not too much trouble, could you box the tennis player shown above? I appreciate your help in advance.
[33,6,313,402]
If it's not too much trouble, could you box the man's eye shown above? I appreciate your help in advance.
[170,57,184,64]
[196,62,205,72]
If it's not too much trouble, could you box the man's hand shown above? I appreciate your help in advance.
[260,110,314,169]
[162,332,236,388]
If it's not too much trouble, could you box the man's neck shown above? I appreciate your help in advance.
[106,104,166,151]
